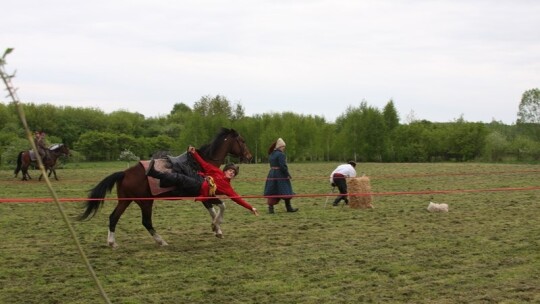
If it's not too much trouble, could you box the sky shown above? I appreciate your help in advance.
[2,0,540,124]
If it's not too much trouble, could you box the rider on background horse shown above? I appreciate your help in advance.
[34,130,49,161]
[146,146,259,216]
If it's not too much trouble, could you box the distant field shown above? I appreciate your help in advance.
[1,162,539,303]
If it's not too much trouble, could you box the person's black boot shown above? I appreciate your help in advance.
[332,197,341,206]
[268,205,275,214]
[285,199,298,212]
[146,159,174,187]
[145,159,160,177]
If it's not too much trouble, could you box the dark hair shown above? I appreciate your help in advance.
[267,141,277,155]
[223,163,239,176]
[347,161,356,167]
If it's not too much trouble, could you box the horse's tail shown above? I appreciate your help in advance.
[14,151,23,176]
[77,171,125,221]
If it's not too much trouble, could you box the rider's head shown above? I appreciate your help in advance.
[223,163,239,178]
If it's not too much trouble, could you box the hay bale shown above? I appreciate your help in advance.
[347,176,373,209]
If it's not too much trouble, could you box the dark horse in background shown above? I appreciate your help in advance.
[14,143,70,181]
[77,128,252,248]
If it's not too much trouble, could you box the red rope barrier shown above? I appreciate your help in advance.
[1,186,539,204]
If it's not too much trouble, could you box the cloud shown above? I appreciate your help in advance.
[2,0,540,123]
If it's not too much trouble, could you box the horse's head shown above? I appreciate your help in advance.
[226,131,252,163]
[201,128,252,165]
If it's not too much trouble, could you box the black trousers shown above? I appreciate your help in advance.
[158,171,204,197]
[332,174,348,204]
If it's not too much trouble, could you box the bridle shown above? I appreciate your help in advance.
[227,135,248,162]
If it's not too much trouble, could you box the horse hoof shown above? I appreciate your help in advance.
[215,232,223,239]
[159,240,169,246]
[108,242,118,249]
[211,223,217,232]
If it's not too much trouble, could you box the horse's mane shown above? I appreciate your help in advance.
[198,128,238,160]
[49,143,63,151]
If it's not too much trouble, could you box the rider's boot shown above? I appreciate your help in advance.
[145,159,164,178]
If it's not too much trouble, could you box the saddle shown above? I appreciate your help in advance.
[144,152,202,196]
[29,150,48,162]
[29,150,38,161]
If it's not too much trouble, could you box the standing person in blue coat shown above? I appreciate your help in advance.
[263,138,298,214]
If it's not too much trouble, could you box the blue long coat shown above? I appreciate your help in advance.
[263,149,294,197]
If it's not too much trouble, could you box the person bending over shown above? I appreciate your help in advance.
[329,161,357,206]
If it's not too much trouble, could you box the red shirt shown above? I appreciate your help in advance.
[191,150,254,211]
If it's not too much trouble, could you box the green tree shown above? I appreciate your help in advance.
[383,99,399,131]
[170,102,192,116]
[335,102,387,162]
[483,131,510,162]
[510,135,540,161]
[517,88,540,123]
[107,111,146,137]
[392,122,430,162]
[75,131,117,161]
[516,88,540,141]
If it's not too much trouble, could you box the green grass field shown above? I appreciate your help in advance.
[1,162,539,303]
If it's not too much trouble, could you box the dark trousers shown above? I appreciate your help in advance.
[157,171,203,197]
[332,174,348,205]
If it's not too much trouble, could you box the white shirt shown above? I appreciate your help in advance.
[329,164,357,183]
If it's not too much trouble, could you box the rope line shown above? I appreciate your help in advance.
[3,168,537,188]
[2,185,539,204]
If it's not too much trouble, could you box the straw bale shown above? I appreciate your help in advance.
[347,176,373,209]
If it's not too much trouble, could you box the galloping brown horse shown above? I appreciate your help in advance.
[78,128,252,248]
[14,143,70,181]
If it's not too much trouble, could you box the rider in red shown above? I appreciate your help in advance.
[146,146,258,216]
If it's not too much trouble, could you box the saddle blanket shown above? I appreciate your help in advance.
[29,150,38,161]
[140,160,176,196]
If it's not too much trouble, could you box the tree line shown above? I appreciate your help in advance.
[1,90,540,166]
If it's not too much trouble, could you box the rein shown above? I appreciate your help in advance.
[233,136,247,162]
[204,134,247,163]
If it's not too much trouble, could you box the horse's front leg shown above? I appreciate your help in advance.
[138,200,168,246]
[204,199,224,238]
[213,202,225,238]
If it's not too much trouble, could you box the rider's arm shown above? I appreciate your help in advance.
[190,148,219,174]
[219,183,256,212]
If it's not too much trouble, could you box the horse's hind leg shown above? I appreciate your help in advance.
[108,201,132,248]
[22,168,31,181]
[138,200,168,246]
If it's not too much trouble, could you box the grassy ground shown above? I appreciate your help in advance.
[1,162,539,303]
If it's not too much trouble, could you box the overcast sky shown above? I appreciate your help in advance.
[2,0,539,124]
